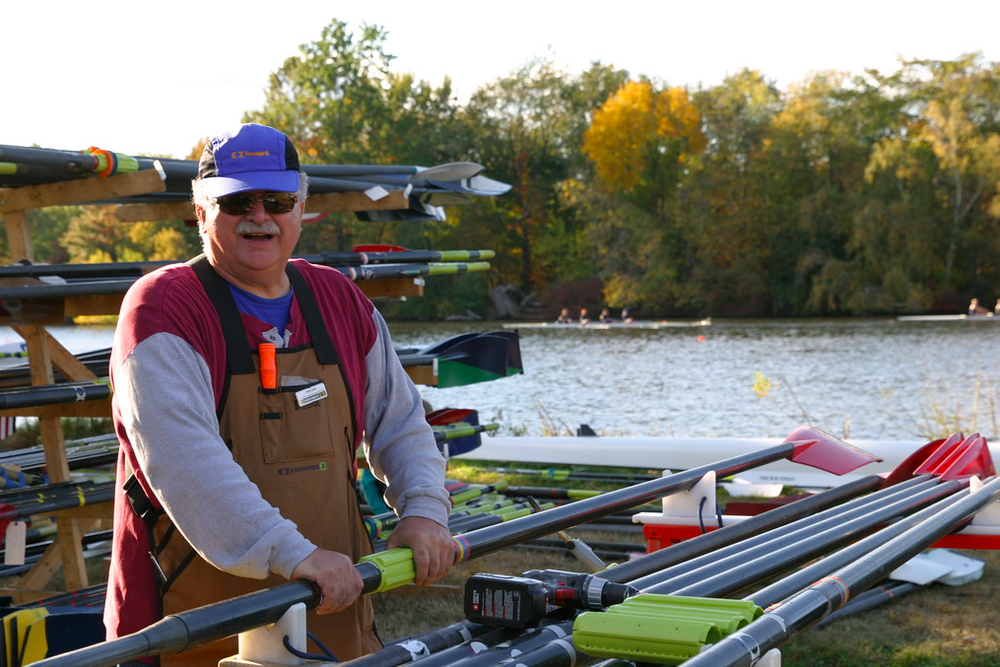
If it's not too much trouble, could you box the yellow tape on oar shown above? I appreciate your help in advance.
[3,608,50,666]
[425,261,491,275]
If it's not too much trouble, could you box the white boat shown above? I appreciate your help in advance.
[455,434,948,489]
[897,314,999,322]
[503,317,712,330]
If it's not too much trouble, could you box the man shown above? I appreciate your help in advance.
[104,123,454,666]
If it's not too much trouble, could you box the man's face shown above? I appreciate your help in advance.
[198,190,304,287]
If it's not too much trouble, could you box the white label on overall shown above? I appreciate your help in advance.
[295,382,328,408]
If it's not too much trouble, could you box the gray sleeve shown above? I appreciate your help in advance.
[116,332,316,580]
[363,310,450,526]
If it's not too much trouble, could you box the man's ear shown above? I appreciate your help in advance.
[194,204,208,232]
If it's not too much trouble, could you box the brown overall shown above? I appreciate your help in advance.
[146,259,380,666]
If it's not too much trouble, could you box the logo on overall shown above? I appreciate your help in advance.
[279,461,328,476]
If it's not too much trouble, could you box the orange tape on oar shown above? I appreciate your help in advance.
[86,147,118,177]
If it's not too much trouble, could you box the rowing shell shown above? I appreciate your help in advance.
[503,317,712,330]
[897,314,1000,322]
[455,435,938,489]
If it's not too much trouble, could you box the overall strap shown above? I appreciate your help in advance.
[187,255,256,375]
[285,262,358,453]
[285,262,341,365]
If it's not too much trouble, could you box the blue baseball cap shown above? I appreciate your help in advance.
[196,123,301,198]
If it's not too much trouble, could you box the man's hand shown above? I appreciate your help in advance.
[385,516,455,586]
[291,548,363,614]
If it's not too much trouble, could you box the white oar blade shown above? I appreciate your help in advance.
[415,161,485,181]
[461,175,512,196]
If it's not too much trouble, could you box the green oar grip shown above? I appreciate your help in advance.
[357,547,416,593]
[573,594,762,665]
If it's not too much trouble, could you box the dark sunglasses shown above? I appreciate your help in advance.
[215,191,299,216]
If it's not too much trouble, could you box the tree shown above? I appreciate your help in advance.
[862,55,1000,307]
[575,79,707,314]
[246,18,466,257]
[61,207,137,263]
[461,58,617,294]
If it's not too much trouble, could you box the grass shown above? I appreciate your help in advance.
[778,552,1000,666]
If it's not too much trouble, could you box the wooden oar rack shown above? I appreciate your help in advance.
[0,165,421,599]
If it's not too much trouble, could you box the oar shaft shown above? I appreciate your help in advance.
[447,443,796,564]
[601,473,883,584]
[0,144,101,171]
[31,580,319,667]
[684,476,1000,667]
[625,476,937,590]
[0,382,111,410]
[657,479,964,598]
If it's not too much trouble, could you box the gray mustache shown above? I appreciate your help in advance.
[234,221,281,235]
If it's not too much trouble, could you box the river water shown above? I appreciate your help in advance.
[391,317,1000,442]
[12,317,1000,443]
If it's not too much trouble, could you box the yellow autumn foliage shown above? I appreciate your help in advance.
[583,81,706,192]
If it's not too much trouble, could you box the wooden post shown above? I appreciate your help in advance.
[3,210,33,261]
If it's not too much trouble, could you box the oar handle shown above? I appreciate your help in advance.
[358,547,416,593]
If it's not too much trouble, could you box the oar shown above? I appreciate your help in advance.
[355,199,447,223]
[684,476,1000,667]
[811,582,918,630]
[0,279,136,300]
[397,331,522,388]
[445,443,991,667]
[307,248,495,266]
[0,380,111,410]
[354,440,977,667]
[0,434,118,474]
[0,249,495,283]
[334,173,511,198]
[639,477,964,597]
[364,427,878,590]
[0,350,113,389]
[499,485,604,501]
[0,145,138,176]
[0,261,488,315]
[335,262,491,281]
[0,481,113,535]
[607,434,987,590]
[29,428,878,667]
[485,465,663,486]
[432,422,499,444]
[413,162,485,181]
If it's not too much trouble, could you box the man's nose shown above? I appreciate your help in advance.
[245,197,269,221]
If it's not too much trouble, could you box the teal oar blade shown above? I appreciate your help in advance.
[432,331,522,388]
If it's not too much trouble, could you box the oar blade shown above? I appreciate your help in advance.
[415,161,484,181]
[783,426,882,475]
[880,435,959,487]
[914,433,995,480]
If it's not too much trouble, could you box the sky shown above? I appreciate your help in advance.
[3,1,998,160]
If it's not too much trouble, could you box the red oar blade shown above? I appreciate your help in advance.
[910,432,965,475]
[880,435,959,487]
[784,426,883,475]
[352,243,407,253]
[914,433,995,481]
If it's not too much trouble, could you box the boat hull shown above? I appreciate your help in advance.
[502,318,712,330]
[455,435,959,489]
